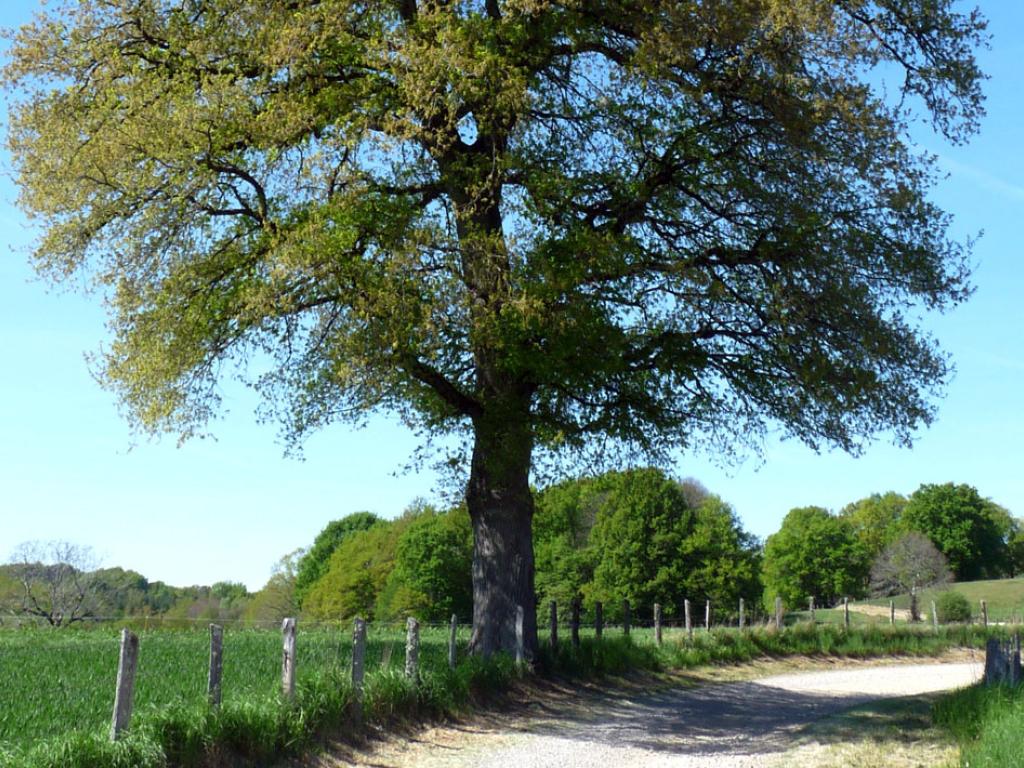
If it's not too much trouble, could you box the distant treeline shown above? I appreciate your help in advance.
[3,469,1017,628]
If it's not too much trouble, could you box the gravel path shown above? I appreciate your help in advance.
[355,660,981,768]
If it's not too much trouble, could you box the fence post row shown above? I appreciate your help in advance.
[931,601,939,633]
[774,596,782,630]
[843,597,850,630]
[110,628,139,742]
[549,601,558,650]
[208,623,223,708]
[571,597,581,649]
[623,599,631,636]
[981,600,988,628]
[739,598,745,630]
[654,603,662,645]
[890,600,895,625]
[684,599,692,640]
[406,616,421,679]
[808,596,815,623]
[448,614,458,669]
[282,618,297,701]
[595,601,603,640]
[705,599,711,631]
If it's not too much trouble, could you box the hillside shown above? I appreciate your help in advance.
[865,577,1024,622]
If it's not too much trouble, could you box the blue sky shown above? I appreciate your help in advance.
[1,2,1022,592]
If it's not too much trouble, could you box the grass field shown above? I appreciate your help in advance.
[0,621,1004,768]
[865,577,1024,622]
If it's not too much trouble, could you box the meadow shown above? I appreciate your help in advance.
[865,578,1024,623]
[0,618,1003,768]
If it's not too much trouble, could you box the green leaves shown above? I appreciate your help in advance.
[2,0,988,480]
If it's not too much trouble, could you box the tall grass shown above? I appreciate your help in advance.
[0,622,998,768]
[934,681,1024,767]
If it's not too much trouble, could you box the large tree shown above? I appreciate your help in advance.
[762,506,870,607]
[902,482,1008,580]
[4,0,985,657]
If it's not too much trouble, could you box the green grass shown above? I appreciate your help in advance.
[865,577,1024,623]
[0,622,1003,768]
[933,681,1024,767]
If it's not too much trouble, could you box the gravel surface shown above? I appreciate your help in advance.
[353,660,981,768]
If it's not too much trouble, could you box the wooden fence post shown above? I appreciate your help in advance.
[352,617,367,723]
[808,596,815,623]
[281,618,297,701]
[843,597,850,630]
[705,599,711,631]
[448,614,458,670]
[595,601,603,640]
[654,603,662,645]
[514,605,525,667]
[405,616,420,679]
[571,597,581,649]
[739,598,745,629]
[684,599,692,640]
[931,601,939,632]
[981,600,988,628]
[110,629,139,741]
[774,596,783,630]
[890,600,896,625]
[353,617,367,688]
[208,624,223,708]
[623,599,631,636]
[549,601,558,650]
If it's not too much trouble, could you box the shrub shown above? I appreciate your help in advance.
[935,590,972,624]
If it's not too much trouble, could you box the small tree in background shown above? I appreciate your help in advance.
[870,532,951,598]
[870,532,951,622]
[5,541,101,627]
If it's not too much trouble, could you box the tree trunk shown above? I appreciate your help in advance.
[465,411,538,660]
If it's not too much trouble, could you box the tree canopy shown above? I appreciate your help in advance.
[294,512,380,606]
[902,483,1008,581]
[762,506,869,607]
[4,0,987,656]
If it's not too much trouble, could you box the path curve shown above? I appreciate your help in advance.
[354,661,981,768]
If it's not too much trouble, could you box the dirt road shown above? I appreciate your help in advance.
[344,659,981,768]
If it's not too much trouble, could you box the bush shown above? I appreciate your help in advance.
[935,590,972,624]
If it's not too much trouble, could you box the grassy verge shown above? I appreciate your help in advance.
[933,680,1024,767]
[0,623,1000,768]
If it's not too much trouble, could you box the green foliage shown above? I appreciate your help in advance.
[902,483,1008,580]
[3,0,990,656]
[934,681,1024,768]
[532,477,603,610]
[934,590,972,624]
[302,518,410,622]
[2,0,988,500]
[377,507,474,622]
[763,506,870,608]
[585,469,762,620]
[841,492,907,561]
[294,512,379,607]
[243,549,304,626]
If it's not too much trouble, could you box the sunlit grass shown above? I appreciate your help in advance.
[0,621,1000,768]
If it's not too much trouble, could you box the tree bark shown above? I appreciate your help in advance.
[465,411,538,660]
